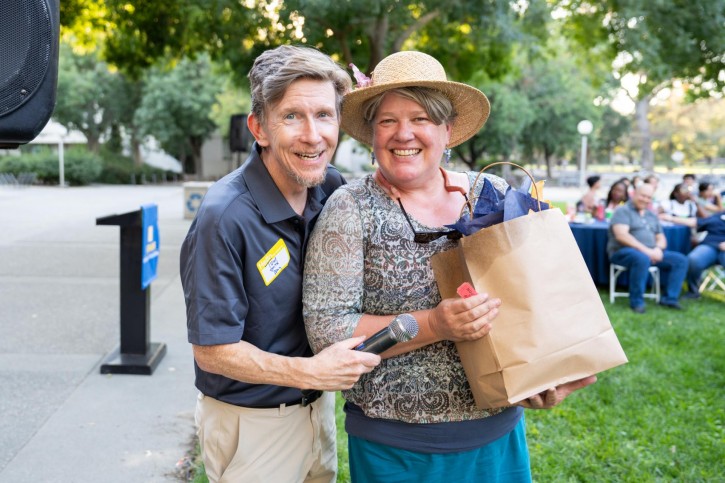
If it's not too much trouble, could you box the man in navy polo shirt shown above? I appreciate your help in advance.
[181,45,381,483]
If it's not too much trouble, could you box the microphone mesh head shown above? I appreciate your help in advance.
[390,314,419,342]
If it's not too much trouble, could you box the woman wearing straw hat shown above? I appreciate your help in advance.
[303,51,594,482]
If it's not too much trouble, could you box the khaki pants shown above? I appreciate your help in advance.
[195,391,337,483]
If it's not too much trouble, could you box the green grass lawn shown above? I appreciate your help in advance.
[524,290,724,482]
[190,289,724,482]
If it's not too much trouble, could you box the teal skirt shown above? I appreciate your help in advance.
[348,417,531,483]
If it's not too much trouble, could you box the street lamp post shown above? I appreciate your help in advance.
[577,120,593,188]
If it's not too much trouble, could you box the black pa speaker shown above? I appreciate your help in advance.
[0,0,60,149]
[229,114,254,153]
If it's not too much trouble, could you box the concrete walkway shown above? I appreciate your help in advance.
[0,184,197,482]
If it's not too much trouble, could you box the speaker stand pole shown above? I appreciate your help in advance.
[58,137,65,187]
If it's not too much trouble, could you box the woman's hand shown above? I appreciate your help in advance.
[518,376,597,409]
[428,292,500,342]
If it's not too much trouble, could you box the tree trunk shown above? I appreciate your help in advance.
[86,135,100,154]
[501,154,512,183]
[368,15,389,70]
[544,147,553,180]
[330,131,343,166]
[183,156,195,176]
[466,141,477,170]
[191,137,204,180]
[131,133,143,167]
[636,95,654,172]
[337,32,353,68]
[107,123,123,153]
[452,142,476,170]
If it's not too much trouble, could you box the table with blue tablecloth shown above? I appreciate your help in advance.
[569,221,691,285]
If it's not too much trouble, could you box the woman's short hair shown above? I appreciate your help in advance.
[362,87,457,127]
[699,182,713,193]
[248,45,352,124]
[586,175,601,188]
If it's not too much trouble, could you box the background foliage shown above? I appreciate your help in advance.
[0,147,175,186]
[133,55,223,177]
[45,1,725,178]
[0,147,101,185]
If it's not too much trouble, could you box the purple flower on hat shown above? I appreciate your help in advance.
[349,63,372,88]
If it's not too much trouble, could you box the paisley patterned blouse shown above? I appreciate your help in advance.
[303,170,510,424]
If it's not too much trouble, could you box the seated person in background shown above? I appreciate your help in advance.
[660,183,697,218]
[660,211,725,299]
[606,180,629,211]
[628,175,642,198]
[607,183,688,313]
[660,182,701,246]
[713,183,724,208]
[643,174,661,213]
[682,173,697,197]
[577,175,602,215]
[696,182,722,217]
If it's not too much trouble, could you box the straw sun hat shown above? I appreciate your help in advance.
[340,51,490,148]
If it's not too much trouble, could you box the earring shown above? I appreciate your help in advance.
[371,152,376,165]
[444,148,451,165]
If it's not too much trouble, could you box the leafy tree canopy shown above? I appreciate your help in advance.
[54,43,126,152]
[60,0,553,86]
[134,55,223,175]
[554,0,725,98]
[279,0,552,80]
[61,0,271,80]
[518,53,601,176]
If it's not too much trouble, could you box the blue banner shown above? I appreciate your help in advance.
[141,204,159,289]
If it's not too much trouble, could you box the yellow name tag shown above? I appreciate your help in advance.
[256,239,290,286]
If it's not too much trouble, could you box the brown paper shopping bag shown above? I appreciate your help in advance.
[431,165,628,409]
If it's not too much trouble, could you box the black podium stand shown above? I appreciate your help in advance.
[97,209,166,375]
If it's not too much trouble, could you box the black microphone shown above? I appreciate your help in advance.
[353,314,419,354]
[300,315,418,405]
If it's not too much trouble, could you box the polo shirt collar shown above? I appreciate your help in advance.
[244,143,327,224]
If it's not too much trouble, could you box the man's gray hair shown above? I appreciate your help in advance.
[248,45,352,124]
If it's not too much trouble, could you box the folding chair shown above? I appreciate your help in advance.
[610,264,660,304]
[699,265,725,294]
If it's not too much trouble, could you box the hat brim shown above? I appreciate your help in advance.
[340,80,490,148]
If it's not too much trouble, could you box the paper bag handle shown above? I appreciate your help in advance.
[462,161,543,220]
